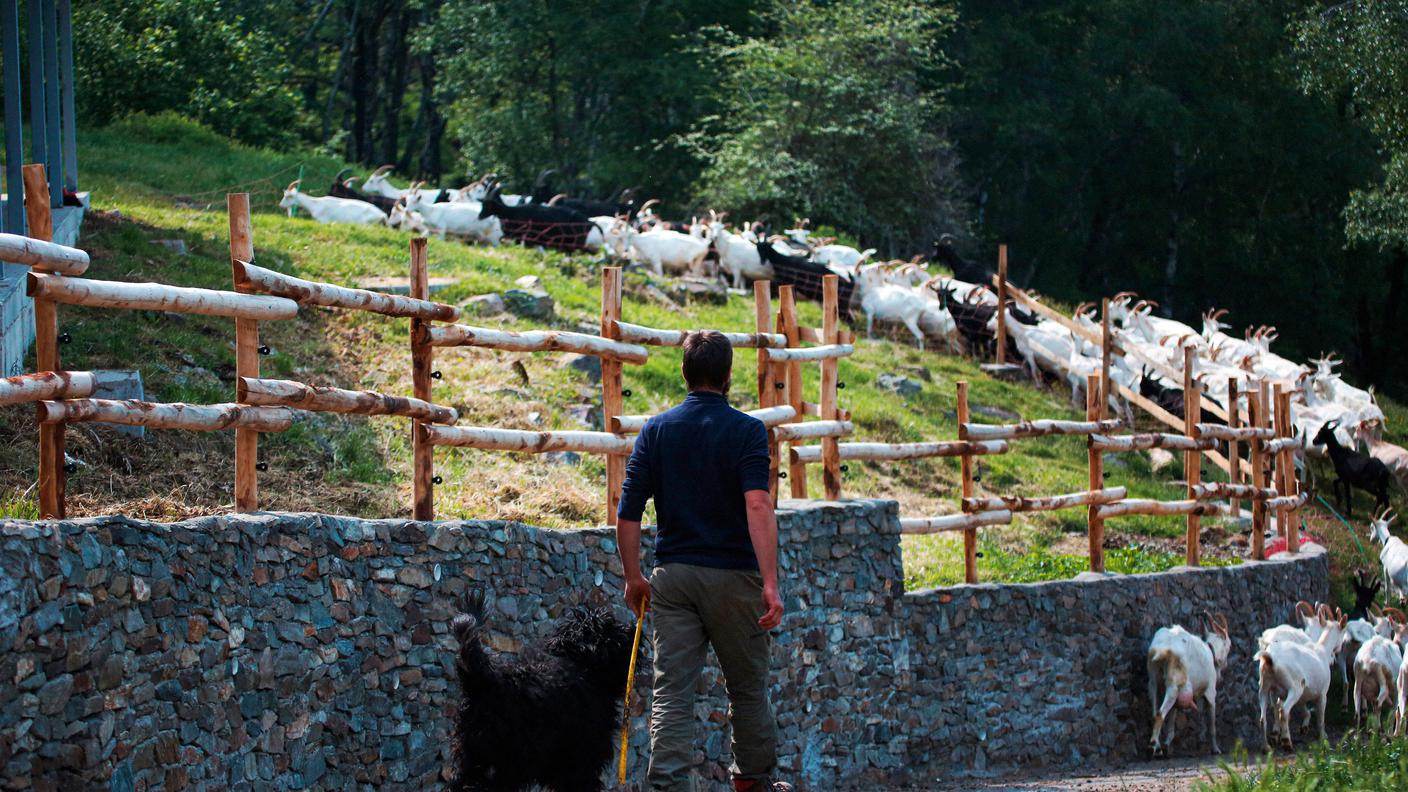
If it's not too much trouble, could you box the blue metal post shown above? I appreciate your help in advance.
[2,0,24,236]
[57,0,74,192]
[25,0,46,174]
[41,0,61,205]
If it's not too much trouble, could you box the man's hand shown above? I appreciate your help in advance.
[758,581,783,629]
[624,573,651,614]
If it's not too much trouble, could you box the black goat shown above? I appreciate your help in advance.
[931,234,995,286]
[329,172,399,215]
[555,195,638,219]
[1314,420,1392,517]
[934,284,1022,360]
[1350,570,1382,621]
[1137,368,1224,425]
[755,241,855,320]
[480,182,596,251]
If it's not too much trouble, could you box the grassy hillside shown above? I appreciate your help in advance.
[1,114,1402,592]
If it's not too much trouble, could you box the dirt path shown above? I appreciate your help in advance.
[921,755,1252,791]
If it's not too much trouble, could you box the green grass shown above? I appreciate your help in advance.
[1200,733,1408,790]
[0,112,1403,588]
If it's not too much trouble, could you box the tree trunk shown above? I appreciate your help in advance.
[379,5,411,166]
[1162,141,1186,314]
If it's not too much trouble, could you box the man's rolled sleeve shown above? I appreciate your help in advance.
[617,427,653,521]
[738,419,771,493]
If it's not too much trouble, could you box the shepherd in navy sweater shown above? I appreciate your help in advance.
[615,330,790,792]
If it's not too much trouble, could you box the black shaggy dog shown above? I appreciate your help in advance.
[451,588,634,792]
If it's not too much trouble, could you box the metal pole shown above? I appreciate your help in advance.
[2,0,25,236]
[26,0,46,174]
[57,0,75,192]
[42,0,62,205]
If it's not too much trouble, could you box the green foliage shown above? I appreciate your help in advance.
[691,0,965,253]
[955,0,1400,392]
[72,1,302,148]
[1295,1,1408,249]
[428,0,752,199]
[1199,732,1408,790]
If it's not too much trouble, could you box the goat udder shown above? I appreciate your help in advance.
[1176,689,1198,709]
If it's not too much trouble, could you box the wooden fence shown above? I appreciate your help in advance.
[2,175,1306,580]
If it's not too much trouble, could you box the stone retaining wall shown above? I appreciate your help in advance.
[0,500,1325,791]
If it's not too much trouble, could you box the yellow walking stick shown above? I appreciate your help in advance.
[618,598,646,785]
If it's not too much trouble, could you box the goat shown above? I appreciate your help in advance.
[852,266,929,349]
[1352,571,1384,621]
[1354,635,1402,729]
[930,234,994,286]
[1354,421,1408,491]
[704,221,772,289]
[278,181,387,225]
[1146,614,1231,757]
[1256,610,1347,749]
[403,187,503,245]
[387,202,432,236]
[1369,508,1408,604]
[1315,420,1392,517]
[755,241,856,318]
[363,165,445,204]
[478,182,595,250]
[932,281,1004,358]
[329,172,399,215]
[812,243,877,274]
[617,222,710,277]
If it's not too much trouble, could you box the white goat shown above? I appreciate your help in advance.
[1256,611,1347,749]
[812,243,876,272]
[709,223,772,289]
[1146,615,1231,756]
[1369,508,1408,603]
[387,202,431,236]
[853,266,929,349]
[1355,422,1408,488]
[618,223,710,276]
[279,181,388,225]
[403,188,503,245]
[362,165,444,204]
[1354,635,1402,728]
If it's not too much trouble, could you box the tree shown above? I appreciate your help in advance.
[955,0,1393,388]
[691,0,967,254]
[1294,1,1408,388]
[428,0,753,199]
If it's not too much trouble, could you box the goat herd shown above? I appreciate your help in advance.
[1153,514,1408,757]
[284,166,1406,518]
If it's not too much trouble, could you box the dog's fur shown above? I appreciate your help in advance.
[451,588,634,792]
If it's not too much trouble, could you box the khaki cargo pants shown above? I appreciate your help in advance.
[648,563,777,792]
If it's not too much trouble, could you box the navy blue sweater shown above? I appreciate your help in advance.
[617,391,771,570]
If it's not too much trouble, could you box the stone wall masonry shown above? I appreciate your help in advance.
[0,499,1325,791]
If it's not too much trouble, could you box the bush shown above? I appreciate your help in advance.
[73,0,302,148]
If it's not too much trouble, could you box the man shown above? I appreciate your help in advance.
[615,330,790,792]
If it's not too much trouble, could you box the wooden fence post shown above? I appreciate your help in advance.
[779,286,806,499]
[24,164,63,519]
[228,193,259,512]
[1248,391,1265,560]
[409,238,434,521]
[1086,373,1105,572]
[601,267,625,526]
[1278,380,1289,538]
[1227,378,1241,519]
[1183,345,1200,567]
[821,274,841,500]
[1100,298,1112,421]
[957,380,977,583]
[995,244,1008,364]
[754,282,780,503]
[1278,386,1295,552]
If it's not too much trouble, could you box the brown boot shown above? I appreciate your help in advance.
[733,779,793,792]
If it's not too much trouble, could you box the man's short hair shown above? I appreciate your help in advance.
[682,330,733,391]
